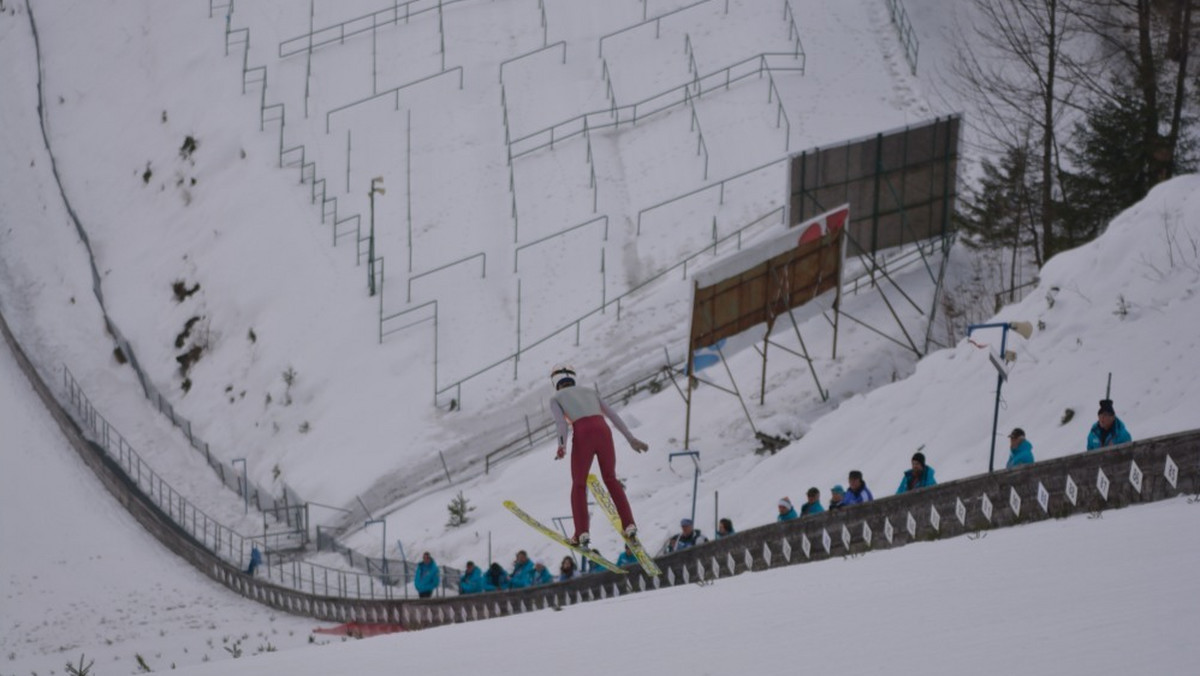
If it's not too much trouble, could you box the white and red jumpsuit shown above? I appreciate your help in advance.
[550,384,641,541]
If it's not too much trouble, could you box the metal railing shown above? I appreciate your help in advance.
[509,52,804,161]
[278,0,462,58]
[428,205,787,417]
[598,0,717,58]
[885,0,919,75]
[325,66,464,133]
[61,367,414,600]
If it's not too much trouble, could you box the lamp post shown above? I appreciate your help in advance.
[668,450,701,524]
[368,177,385,296]
[966,321,1032,473]
[232,458,247,515]
[365,518,388,587]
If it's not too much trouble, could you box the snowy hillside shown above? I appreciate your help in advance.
[2,0,1200,674]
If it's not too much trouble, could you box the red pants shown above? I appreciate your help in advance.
[570,416,635,539]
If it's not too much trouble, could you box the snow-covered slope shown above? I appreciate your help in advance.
[2,0,1199,673]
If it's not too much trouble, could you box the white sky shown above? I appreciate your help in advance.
[2,0,1198,674]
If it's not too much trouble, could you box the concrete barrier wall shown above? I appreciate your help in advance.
[6,308,1198,628]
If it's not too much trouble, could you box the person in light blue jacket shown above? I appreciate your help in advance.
[1087,400,1132,450]
[458,561,484,594]
[777,497,799,522]
[1006,428,1035,468]
[414,551,440,599]
[509,550,536,588]
[615,545,637,568]
[532,560,554,585]
[896,453,937,494]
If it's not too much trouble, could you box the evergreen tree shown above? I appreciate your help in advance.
[1062,77,1197,248]
[960,143,1043,290]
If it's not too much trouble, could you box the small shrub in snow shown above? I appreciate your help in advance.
[446,491,475,527]
[65,654,94,676]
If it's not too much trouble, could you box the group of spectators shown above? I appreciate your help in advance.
[416,399,1133,596]
[770,454,933,528]
[454,547,631,594]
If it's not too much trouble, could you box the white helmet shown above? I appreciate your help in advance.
[550,363,576,389]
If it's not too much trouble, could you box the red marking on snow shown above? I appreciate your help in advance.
[968,339,989,349]
[313,622,406,638]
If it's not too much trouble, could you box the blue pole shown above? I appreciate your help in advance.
[967,322,1013,473]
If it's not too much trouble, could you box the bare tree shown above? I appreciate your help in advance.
[951,0,1090,263]
[1066,0,1195,185]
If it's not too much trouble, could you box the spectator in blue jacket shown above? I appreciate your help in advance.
[1087,399,1132,450]
[843,470,874,505]
[458,561,484,594]
[828,485,846,510]
[509,550,536,588]
[616,545,637,567]
[777,497,799,522]
[245,545,262,576]
[1006,428,1035,468]
[800,487,825,516]
[414,551,440,598]
[532,560,554,585]
[896,452,937,494]
[483,562,509,591]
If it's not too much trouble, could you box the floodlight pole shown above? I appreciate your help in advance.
[368,177,385,296]
[966,321,1026,473]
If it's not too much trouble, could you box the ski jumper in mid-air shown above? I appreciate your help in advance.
[548,364,649,547]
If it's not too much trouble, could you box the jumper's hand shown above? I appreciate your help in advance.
[630,439,649,453]
[555,445,566,460]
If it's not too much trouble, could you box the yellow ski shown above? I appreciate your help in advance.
[586,474,662,576]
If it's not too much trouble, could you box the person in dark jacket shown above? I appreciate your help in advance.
[777,497,799,522]
[896,452,937,494]
[414,551,440,598]
[828,485,846,510]
[1006,428,1035,468]
[666,518,708,552]
[509,550,536,588]
[800,487,825,516]
[716,518,735,538]
[482,562,509,591]
[459,561,484,594]
[559,555,580,581]
[842,470,874,505]
[1087,399,1132,450]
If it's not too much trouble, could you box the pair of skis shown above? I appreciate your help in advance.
[504,474,661,576]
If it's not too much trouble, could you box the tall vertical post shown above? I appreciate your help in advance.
[406,109,413,273]
[368,177,385,296]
